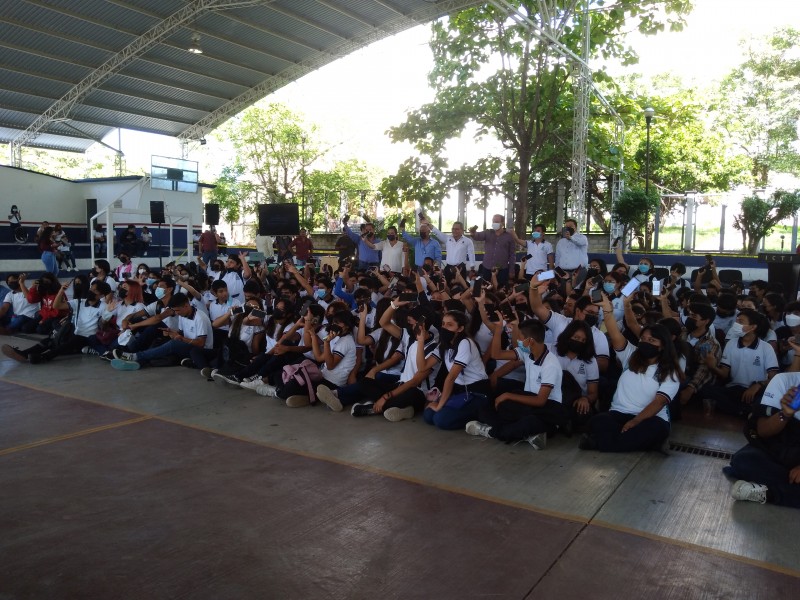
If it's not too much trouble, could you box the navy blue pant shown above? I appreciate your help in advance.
[479,396,567,442]
[588,410,670,452]
[728,445,800,508]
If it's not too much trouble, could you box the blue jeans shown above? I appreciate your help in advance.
[8,314,37,333]
[729,445,800,508]
[202,251,218,267]
[41,251,58,276]
[136,339,193,364]
[424,393,489,430]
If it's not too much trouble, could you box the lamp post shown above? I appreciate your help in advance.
[644,106,656,250]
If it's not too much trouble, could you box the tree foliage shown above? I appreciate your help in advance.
[381,0,693,235]
[733,190,800,254]
[716,27,800,187]
[610,187,660,249]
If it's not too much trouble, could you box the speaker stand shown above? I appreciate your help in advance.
[158,222,163,271]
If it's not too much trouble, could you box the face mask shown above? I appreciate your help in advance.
[637,341,661,359]
[138,268,147,275]
[387,234,396,241]
[118,288,128,300]
[273,309,285,319]
[8,281,20,290]
[420,232,429,239]
[685,317,697,332]
[564,227,575,235]
[85,291,97,303]
[531,232,541,240]
[785,314,800,327]
[155,287,166,300]
[328,324,342,336]
[315,289,326,299]
[439,329,455,347]
[491,222,501,230]
[583,314,598,327]
[566,339,584,354]
[146,278,157,286]
[90,269,99,278]
[728,322,746,338]
[603,282,616,294]
[638,264,649,274]
[517,340,530,354]
[120,257,129,264]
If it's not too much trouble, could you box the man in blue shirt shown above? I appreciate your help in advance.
[400,220,442,268]
[342,215,380,270]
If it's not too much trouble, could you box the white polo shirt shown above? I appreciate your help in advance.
[399,335,441,390]
[68,299,103,337]
[322,333,357,387]
[437,338,487,386]
[179,307,214,349]
[610,342,680,422]
[548,345,599,396]
[514,346,563,401]
[542,310,610,362]
[430,225,476,267]
[372,239,405,273]
[719,337,779,388]
[761,372,800,421]
[368,328,404,376]
[525,239,554,274]
[4,290,39,318]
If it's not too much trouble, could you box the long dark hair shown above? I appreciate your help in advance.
[441,310,470,362]
[555,320,596,362]
[373,298,401,363]
[628,323,680,383]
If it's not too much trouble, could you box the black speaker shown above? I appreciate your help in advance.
[205,203,220,226]
[166,167,184,181]
[258,203,299,236]
[150,200,165,224]
[86,198,97,242]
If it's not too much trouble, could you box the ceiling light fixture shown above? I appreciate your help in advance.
[188,33,203,54]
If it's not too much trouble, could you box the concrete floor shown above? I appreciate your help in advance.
[1,333,799,598]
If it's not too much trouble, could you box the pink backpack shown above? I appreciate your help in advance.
[281,359,324,404]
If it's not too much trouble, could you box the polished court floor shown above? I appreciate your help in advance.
[1,333,799,599]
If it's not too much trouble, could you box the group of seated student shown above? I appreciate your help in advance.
[3,222,800,510]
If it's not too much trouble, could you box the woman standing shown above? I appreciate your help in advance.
[38,226,58,276]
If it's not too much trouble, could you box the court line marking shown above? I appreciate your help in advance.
[3,376,799,579]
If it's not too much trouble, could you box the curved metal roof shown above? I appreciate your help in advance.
[1,0,479,155]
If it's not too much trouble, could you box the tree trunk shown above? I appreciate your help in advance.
[515,152,532,238]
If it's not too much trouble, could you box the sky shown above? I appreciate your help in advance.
[113,0,800,227]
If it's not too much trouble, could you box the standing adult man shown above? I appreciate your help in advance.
[342,216,380,270]
[199,226,219,267]
[400,220,442,268]
[554,218,589,275]
[290,228,314,263]
[427,218,476,268]
[469,214,516,287]
[513,223,554,278]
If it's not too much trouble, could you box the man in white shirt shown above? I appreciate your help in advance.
[427,220,476,268]
[514,223,554,277]
[112,293,213,370]
[367,225,404,273]
[555,218,589,273]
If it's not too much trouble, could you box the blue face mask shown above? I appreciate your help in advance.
[603,282,616,294]
[531,232,541,240]
[155,287,166,300]
[638,264,649,274]
[517,340,530,354]
[315,289,326,299]
[146,278,157,286]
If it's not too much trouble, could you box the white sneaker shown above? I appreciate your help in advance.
[384,406,414,422]
[239,375,264,390]
[520,432,547,450]
[465,420,493,438]
[731,480,768,504]
[121,351,137,362]
[316,384,343,412]
[255,383,277,397]
[286,394,310,407]
[81,346,101,356]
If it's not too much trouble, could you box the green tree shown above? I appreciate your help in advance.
[716,27,800,187]
[610,187,660,249]
[381,0,692,236]
[304,159,381,231]
[733,190,800,255]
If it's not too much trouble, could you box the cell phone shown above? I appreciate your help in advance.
[554,267,567,278]
[538,270,555,281]
[620,278,641,297]
[400,292,417,302]
[515,282,530,294]
[472,278,483,296]
[590,288,603,303]
[705,254,713,264]
[487,310,501,323]
[501,305,516,322]
[586,268,598,278]
[231,305,244,315]
[652,280,662,296]
[523,254,532,260]
[592,275,603,286]
[300,299,312,316]
[251,309,267,320]
[388,277,398,289]
[790,388,800,411]
[122,272,131,279]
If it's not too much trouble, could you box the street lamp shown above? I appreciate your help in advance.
[644,106,656,249]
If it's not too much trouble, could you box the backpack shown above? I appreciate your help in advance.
[282,360,324,404]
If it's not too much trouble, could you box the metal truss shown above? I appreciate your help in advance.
[9,0,270,166]
[177,0,482,143]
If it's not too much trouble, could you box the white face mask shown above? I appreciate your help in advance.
[785,313,800,327]
[728,322,746,338]
[491,222,502,230]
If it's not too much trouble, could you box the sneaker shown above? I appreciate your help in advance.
[212,371,240,387]
[200,367,213,379]
[255,383,278,397]
[384,406,415,422]
[316,384,343,412]
[351,402,375,417]
[81,346,101,356]
[465,420,493,438]
[120,352,137,362]
[578,433,598,450]
[286,394,310,407]
[112,348,125,360]
[731,480,768,504]
[521,432,547,450]
[2,345,27,363]
[99,350,114,361]
[180,358,194,368]
[111,358,140,371]
[238,375,264,390]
